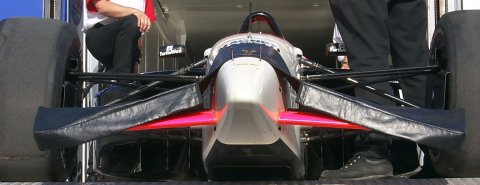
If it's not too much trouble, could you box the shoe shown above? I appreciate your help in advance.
[320,154,393,180]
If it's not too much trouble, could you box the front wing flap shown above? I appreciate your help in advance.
[33,83,203,150]
[298,82,465,151]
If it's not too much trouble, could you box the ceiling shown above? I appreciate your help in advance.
[157,0,336,65]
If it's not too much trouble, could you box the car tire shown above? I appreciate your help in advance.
[428,10,480,177]
[0,18,80,181]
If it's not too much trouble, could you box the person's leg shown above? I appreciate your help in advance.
[86,23,116,70]
[321,132,393,179]
[330,0,390,71]
[388,0,429,107]
[111,15,142,73]
[354,133,392,159]
[322,0,393,179]
[86,15,141,73]
[330,0,394,105]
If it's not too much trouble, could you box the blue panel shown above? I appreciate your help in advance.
[61,0,68,21]
[69,0,83,26]
[0,0,44,20]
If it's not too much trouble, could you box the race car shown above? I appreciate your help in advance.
[0,10,479,182]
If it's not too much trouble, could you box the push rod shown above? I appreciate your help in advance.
[332,73,421,91]
[70,72,201,82]
[303,66,436,81]
[105,59,207,106]
[299,58,424,107]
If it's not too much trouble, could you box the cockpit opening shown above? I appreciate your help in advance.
[238,11,284,38]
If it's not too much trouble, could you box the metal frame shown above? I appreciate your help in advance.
[67,58,439,112]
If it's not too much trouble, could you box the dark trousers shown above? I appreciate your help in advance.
[86,15,141,73]
[329,0,429,158]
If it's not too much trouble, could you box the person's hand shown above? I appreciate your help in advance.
[132,9,151,32]
[340,56,350,70]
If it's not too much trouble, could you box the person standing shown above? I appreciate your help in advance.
[321,0,429,179]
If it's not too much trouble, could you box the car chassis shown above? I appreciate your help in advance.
[1,11,478,182]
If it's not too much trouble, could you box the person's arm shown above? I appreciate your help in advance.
[333,24,350,69]
[92,0,151,32]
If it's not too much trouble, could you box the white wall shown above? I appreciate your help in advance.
[426,0,436,46]
[463,0,480,10]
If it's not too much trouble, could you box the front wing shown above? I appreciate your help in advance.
[33,81,465,151]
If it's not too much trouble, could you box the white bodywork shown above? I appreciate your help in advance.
[201,33,304,175]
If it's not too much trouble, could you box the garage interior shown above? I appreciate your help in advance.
[139,0,336,72]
